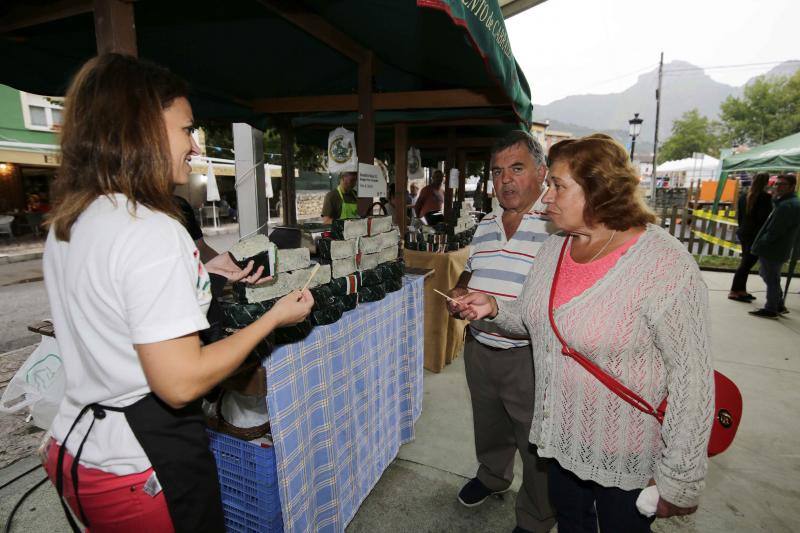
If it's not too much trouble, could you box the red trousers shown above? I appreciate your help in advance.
[44,439,174,532]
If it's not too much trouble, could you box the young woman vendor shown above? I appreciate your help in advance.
[41,54,314,532]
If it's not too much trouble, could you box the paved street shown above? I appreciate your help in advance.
[0,279,48,353]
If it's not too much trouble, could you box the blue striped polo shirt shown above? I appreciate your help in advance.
[465,206,552,349]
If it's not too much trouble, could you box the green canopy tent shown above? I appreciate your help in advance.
[716,131,800,298]
[0,0,535,231]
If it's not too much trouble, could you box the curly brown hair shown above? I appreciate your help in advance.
[548,134,655,230]
[47,54,188,241]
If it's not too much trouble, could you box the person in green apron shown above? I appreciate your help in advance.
[322,171,360,223]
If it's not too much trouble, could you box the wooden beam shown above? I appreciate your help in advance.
[357,52,375,217]
[280,123,297,225]
[256,0,368,63]
[0,0,93,33]
[392,137,497,149]
[252,88,509,114]
[394,123,408,233]
[457,149,467,203]
[94,0,137,56]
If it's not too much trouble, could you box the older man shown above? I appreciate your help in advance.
[447,131,555,533]
[322,171,359,223]
[749,173,800,319]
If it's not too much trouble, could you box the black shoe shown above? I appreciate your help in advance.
[749,308,779,319]
[512,528,535,533]
[780,306,790,315]
[744,293,757,301]
[728,294,752,302]
[457,477,510,507]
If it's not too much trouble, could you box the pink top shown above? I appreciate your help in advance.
[553,233,642,309]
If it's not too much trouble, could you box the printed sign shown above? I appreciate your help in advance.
[327,127,358,173]
[358,162,387,198]
[407,147,423,180]
[449,168,460,189]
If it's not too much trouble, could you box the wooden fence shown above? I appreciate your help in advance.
[653,180,743,257]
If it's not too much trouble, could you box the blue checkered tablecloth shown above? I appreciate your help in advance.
[265,275,424,532]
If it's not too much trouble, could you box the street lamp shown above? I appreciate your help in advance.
[628,112,643,161]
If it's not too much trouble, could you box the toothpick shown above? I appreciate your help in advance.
[433,288,462,304]
[299,263,321,293]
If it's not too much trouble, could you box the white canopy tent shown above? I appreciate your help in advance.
[656,154,721,187]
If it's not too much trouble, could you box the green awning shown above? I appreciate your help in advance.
[0,0,533,128]
[417,0,533,125]
[722,131,800,173]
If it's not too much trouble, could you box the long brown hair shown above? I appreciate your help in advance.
[746,173,769,214]
[548,133,656,231]
[47,54,188,241]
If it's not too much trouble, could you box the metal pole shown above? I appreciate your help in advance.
[650,52,664,204]
[630,136,637,161]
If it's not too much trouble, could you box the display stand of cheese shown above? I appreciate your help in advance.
[405,202,476,252]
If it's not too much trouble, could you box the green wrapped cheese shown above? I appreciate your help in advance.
[273,319,313,345]
[383,278,403,293]
[328,272,361,295]
[335,293,359,313]
[358,283,386,303]
[310,306,342,326]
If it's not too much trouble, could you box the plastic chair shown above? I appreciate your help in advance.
[0,215,14,240]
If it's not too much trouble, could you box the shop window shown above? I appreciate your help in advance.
[20,92,64,132]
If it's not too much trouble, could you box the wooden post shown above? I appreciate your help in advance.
[94,0,138,56]
[669,205,678,236]
[457,149,467,203]
[357,52,375,217]
[444,128,456,221]
[280,123,297,225]
[394,123,408,232]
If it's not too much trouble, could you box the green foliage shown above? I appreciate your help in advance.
[198,122,324,171]
[658,109,721,163]
[719,71,800,146]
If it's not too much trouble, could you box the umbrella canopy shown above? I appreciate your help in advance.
[206,160,221,202]
[722,131,800,173]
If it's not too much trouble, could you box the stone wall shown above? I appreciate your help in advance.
[295,191,327,219]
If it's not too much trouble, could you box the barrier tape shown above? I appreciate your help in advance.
[691,209,738,226]
[691,230,742,254]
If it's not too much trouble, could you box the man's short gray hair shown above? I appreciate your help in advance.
[491,130,546,167]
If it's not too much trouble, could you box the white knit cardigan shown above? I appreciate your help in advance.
[492,224,714,507]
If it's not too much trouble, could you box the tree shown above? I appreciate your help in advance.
[719,71,800,146]
[657,109,721,163]
[199,122,324,171]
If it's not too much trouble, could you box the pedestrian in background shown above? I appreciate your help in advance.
[729,173,772,302]
[749,174,800,318]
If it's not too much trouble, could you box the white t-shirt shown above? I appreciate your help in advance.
[44,194,211,475]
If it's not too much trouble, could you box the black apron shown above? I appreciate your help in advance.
[55,394,225,533]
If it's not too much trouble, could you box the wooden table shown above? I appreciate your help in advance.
[403,247,469,372]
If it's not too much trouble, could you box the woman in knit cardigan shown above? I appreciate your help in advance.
[453,134,714,532]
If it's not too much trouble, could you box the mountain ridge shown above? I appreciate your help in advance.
[532,60,799,145]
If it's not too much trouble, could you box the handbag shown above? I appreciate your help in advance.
[547,237,742,456]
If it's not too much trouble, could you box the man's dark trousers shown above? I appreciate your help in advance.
[463,333,555,533]
[759,258,784,312]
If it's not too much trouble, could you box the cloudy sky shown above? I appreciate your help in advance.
[506,0,799,105]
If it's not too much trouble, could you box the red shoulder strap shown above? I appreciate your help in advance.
[548,236,665,424]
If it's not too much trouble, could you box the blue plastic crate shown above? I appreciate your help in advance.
[207,430,284,533]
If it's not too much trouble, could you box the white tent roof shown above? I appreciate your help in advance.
[656,154,720,173]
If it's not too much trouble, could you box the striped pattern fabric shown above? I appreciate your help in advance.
[265,275,424,532]
[465,207,551,348]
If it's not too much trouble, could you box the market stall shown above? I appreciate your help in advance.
[1,1,534,530]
